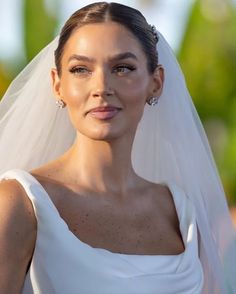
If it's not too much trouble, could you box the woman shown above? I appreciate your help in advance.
[0,2,235,293]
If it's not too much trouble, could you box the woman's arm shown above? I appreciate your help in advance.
[0,179,37,294]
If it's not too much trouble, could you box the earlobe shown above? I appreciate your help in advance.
[51,68,62,99]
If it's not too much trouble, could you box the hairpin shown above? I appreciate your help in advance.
[150,24,159,42]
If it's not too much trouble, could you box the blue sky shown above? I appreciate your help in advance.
[0,0,194,60]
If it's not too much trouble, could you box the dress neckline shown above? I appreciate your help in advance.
[22,169,186,257]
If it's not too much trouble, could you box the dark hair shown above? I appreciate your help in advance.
[54,2,158,76]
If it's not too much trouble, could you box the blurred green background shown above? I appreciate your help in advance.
[0,0,236,205]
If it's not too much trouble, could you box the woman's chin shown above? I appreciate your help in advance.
[89,131,122,142]
[80,126,124,141]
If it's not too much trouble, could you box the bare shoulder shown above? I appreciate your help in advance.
[0,180,37,259]
[0,178,36,221]
[0,178,37,258]
[0,179,37,291]
[142,181,176,215]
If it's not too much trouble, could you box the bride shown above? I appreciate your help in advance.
[0,2,235,293]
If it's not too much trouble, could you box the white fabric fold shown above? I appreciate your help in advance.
[0,169,203,294]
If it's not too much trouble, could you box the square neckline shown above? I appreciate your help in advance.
[24,169,186,257]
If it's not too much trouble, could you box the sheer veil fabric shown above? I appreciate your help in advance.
[0,31,235,293]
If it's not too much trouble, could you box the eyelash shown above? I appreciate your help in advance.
[69,67,90,75]
[69,64,136,75]
[113,64,136,74]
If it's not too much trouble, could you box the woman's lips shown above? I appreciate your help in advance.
[88,106,121,120]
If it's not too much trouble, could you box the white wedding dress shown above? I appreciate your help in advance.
[0,169,204,294]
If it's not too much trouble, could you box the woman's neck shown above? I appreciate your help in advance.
[61,132,139,194]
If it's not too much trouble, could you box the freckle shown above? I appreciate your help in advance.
[85,213,89,217]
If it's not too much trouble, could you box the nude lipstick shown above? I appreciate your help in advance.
[88,106,121,120]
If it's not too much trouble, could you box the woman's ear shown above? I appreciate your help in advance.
[51,68,62,99]
[151,65,164,98]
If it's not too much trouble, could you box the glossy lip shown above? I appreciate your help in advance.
[87,105,122,113]
[87,105,122,120]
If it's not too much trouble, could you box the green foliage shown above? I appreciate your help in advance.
[0,64,11,99]
[0,0,59,101]
[178,0,236,204]
[23,0,58,61]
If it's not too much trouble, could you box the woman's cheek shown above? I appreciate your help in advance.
[121,78,149,104]
[62,80,84,106]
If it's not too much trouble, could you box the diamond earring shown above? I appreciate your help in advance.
[56,99,66,109]
[147,97,158,106]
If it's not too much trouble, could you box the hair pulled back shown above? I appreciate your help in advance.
[54,2,159,76]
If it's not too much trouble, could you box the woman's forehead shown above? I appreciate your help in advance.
[62,22,145,61]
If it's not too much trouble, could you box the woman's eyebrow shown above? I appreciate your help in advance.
[67,52,138,63]
[109,52,138,62]
[68,54,95,63]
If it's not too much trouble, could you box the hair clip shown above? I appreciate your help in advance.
[150,24,159,42]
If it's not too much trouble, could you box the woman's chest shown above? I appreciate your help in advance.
[51,188,185,255]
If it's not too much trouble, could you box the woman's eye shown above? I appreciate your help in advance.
[69,67,90,75]
[113,65,136,74]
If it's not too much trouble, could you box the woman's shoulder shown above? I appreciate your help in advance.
[152,182,181,226]
[143,180,194,229]
[143,180,188,217]
[0,176,29,203]
[0,177,37,261]
[0,177,37,229]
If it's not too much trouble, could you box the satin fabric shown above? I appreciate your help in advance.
[0,169,204,294]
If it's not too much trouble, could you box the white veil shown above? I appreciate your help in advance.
[0,31,235,293]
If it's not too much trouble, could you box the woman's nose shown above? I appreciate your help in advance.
[91,69,114,98]
[92,88,114,98]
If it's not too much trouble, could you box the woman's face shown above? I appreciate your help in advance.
[52,21,163,141]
